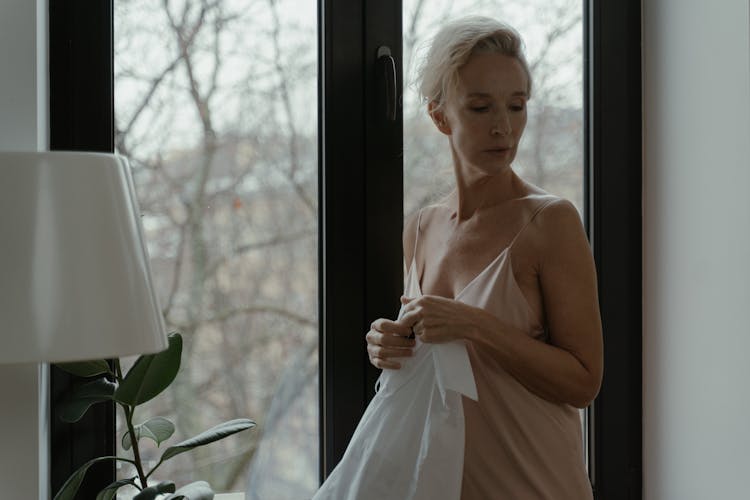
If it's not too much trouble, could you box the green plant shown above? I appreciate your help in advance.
[53,332,255,500]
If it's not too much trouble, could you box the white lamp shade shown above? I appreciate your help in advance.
[0,151,167,363]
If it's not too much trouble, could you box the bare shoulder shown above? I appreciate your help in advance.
[403,204,448,272]
[533,197,593,270]
[537,197,585,235]
[403,211,420,272]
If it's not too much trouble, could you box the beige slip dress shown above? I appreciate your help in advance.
[411,194,594,499]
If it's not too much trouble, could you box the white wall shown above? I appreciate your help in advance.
[0,0,49,498]
[643,0,750,498]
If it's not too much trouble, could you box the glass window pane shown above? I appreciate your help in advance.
[114,0,318,497]
[402,0,587,470]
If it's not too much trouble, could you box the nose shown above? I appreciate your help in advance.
[491,110,512,136]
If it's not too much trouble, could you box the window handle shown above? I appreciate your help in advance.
[377,46,397,121]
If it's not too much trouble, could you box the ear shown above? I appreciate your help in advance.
[428,101,451,135]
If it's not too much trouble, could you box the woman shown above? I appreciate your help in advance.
[365,16,603,499]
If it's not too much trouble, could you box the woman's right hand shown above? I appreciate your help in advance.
[366,318,416,369]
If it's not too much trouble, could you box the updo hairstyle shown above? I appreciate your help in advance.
[415,16,532,111]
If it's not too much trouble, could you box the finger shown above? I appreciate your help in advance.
[371,318,412,336]
[382,334,416,348]
[398,309,423,328]
[416,325,451,344]
[400,295,416,304]
[412,321,430,339]
[368,344,413,360]
[415,327,430,342]
[400,296,420,314]
[365,329,382,345]
[371,357,402,370]
[366,329,415,349]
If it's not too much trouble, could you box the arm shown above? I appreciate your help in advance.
[467,199,603,408]
[364,210,421,370]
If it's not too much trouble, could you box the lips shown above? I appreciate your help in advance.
[485,146,512,153]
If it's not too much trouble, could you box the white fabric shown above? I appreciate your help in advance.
[312,299,477,500]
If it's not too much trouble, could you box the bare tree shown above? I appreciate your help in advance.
[115,0,318,493]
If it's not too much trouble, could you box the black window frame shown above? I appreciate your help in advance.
[49,1,641,498]
[585,1,643,498]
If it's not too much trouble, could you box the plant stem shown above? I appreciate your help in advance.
[114,359,124,382]
[114,361,148,489]
[122,403,149,490]
[144,457,165,481]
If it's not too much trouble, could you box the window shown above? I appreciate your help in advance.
[113,1,319,496]
[50,1,641,498]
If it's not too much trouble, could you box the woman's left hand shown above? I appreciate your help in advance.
[398,295,480,343]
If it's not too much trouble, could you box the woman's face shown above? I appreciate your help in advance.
[431,52,529,175]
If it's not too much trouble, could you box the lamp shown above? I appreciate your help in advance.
[0,151,167,363]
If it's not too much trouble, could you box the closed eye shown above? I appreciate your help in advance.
[470,106,490,113]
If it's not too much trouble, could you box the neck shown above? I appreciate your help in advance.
[449,153,519,221]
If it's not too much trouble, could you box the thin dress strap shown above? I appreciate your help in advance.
[407,208,425,295]
[414,208,425,259]
[508,196,558,250]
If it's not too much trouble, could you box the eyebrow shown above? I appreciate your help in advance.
[466,91,528,98]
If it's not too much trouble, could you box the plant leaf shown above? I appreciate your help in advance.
[59,377,117,423]
[133,481,176,500]
[53,456,133,500]
[114,333,182,406]
[164,481,214,500]
[123,416,175,450]
[55,360,111,378]
[159,419,255,463]
[95,477,137,500]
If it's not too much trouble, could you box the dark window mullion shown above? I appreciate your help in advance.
[319,0,403,480]
[588,0,643,498]
[363,0,404,407]
[319,0,368,479]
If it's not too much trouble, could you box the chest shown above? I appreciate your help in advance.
[416,218,545,326]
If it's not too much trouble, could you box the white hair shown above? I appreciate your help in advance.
[416,16,532,111]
